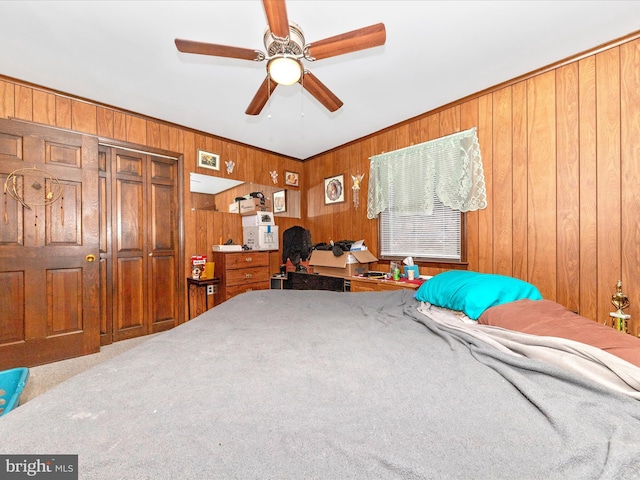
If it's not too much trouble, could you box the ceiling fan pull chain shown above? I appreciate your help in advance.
[300,73,304,118]
[267,75,272,119]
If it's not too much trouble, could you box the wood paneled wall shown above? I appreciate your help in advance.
[303,34,640,335]
[0,79,304,323]
[2,31,639,336]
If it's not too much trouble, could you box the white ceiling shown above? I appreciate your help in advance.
[2,1,640,160]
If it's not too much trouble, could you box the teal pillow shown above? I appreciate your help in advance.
[414,270,542,320]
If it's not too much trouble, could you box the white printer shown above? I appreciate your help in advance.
[242,212,279,251]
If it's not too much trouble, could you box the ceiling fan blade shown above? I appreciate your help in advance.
[262,0,290,39]
[307,23,386,61]
[175,38,261,61]
[245,77,278,115]
[301,71,343,112]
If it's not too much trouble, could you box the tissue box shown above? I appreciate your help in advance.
[403,265,419,278]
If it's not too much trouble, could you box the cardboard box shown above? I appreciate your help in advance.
[243,225,279,251]
[228,202,240,214]
[241,212,275,226]
[239,198,272,216]
[308,249,378,278]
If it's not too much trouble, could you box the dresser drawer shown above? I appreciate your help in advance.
[225,281,270,300]
[225,266,271,286]
[225,252,269,270]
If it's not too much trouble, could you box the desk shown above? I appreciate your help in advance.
[284,271,347,292]
[187,277,220,319]
[349,276,422,292]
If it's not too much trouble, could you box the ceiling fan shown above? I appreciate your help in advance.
[175,0,386,115]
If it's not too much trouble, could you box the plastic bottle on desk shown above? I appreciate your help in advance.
[393,267,400,281]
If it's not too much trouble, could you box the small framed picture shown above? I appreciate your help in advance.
[273,189,287,213]
[324,174,345,204]
[198,150,220,171]
[285,171,299,187]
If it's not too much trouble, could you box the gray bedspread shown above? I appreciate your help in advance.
[2,289,640,479]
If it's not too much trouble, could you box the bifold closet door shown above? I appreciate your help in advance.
[110,147,178,342]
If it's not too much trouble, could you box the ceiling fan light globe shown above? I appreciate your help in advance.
[268,56,302,86]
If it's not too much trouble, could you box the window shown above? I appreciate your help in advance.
[368,128,485,264]
[379,189,463,262]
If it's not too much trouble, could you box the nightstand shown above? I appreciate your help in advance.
[187,277,220,319]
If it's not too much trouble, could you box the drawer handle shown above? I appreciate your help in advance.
[245,273,253,279]
[245,257,253,262]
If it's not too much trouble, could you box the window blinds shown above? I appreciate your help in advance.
[379,190,462,259]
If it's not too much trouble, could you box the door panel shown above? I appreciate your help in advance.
[151,183,174,250]
[0,119,100,369]
[117,179,144,252]
[115,256,146,339]
[47,268,83,334]
[0,173,23,244]
[46,180,82,245]
[149,254,176,333]
[0,271,24,344]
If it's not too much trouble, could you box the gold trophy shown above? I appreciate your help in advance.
[610,280,630,333]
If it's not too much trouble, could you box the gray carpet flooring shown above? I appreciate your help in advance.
[20,334,157,404]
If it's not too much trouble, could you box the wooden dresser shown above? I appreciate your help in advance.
[211,251,271,303]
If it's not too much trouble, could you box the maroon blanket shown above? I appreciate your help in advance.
[478,299,640,368]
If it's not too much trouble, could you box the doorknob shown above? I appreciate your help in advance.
[86,254,95,262]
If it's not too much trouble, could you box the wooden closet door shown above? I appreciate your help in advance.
[0,120,100,369]
[112,148,148,341]
[111,148,178,341]
[147,156,178,334]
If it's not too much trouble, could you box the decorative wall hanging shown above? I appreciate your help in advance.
[4,166,63,210]
[351,173,365,209]
[4,166,64,242]
[285,171,299,187]
[225,159,235,174]
[273,190,287,213]
[198,150,220,171]
[324,174,344,205]
[270,170,278,184]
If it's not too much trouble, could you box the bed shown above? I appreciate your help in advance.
[1,271,640,479]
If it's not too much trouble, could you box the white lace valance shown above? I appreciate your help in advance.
[367,127,487,219]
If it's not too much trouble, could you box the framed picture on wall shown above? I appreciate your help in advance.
[198,150,220,171]
[273,189,287,213]
[285,171,299,187]
[324,174,345,204]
